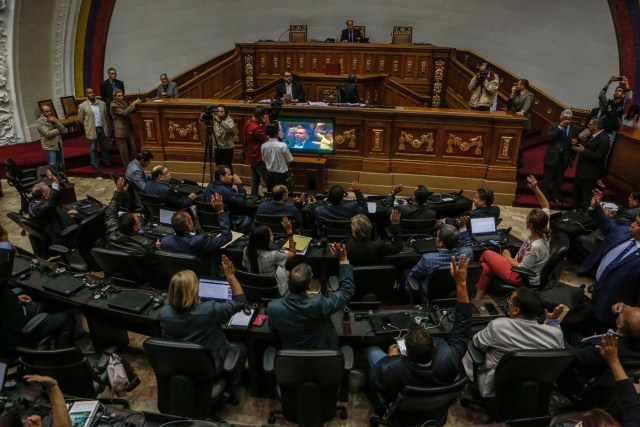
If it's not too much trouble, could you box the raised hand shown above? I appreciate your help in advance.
[116,177,128,193]
[211,193,224,213]
[221,255,235,277]
[329,242,347,262]
[281,217,293,234]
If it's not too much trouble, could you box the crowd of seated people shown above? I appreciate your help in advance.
[7,157,640,425]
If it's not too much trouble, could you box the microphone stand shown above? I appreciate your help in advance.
[277,28,290,41]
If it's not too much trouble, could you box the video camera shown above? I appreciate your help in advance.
[200,105,215,127]
[269,99,283,123]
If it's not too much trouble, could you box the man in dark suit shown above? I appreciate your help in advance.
[100,67,125,143]
[541,110,580,205]
[274,69,306,103]
[443,187,499,225]
[156,73,180,98]
[578,189,640,325]
[256,184,304,227]
[314,181,368,226]
[508,78,534,166]
[340,73,361,103]
[340,19,362,42]
[382,184,437,221]
[572,118,610,209]
[145,165,197,209]
[268,243,354,350]
[28,170,77,243]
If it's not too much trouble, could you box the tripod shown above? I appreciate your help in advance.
[201,125,216,184]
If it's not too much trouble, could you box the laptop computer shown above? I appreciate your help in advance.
[0,359,7,394]
[107,291,154,313]
[198,278,232,302]
[412,237,438,254]
[145,208,176,237]
[42,275,86,296]
[12,256,33,277]
[369,311,417,335]
[469,217,502,243]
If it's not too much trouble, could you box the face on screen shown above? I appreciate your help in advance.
[294,128,308,143]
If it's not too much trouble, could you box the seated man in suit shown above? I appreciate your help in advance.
[340,19,362,42]
[156,73,180,98]
[381,184,437,221]
[340,73,361,103]
[315,181,368,227]
[105,178,157,262]
[346,211,403,266]
[366,255,472,414]
[28,169,77,244]
[405,216,473,303]
[268,243,354,349]
[145,165,197,209]
[462,288,566,397]
[443,187,500,225]
[577,189,640,326]
[274,69,306,103]
[125,150,154,193]
[256,184,304,227]
[0,225,76,355]
[204,165,251,233]
[161,193,231,276]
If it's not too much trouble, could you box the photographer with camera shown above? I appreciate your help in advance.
[200,104,237,174]
[468,62,499,111]
[599,75,633,148]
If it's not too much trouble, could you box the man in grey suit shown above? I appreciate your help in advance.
[540,110,580,205]
[78,87,112,171]
[110,89,142,167]
[571,118,610,209]
[508,79,534,167]
[156,73,180,98]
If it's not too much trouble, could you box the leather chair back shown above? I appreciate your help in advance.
[427,262,482,300]
[320,219,352,242]
[155,250,208,282]
[90,247,147,285]
[353,265,397,304]
[274,349,345,425]
[235,269,281,302]
[254,214,294,236]
[143,338,221,420]
[539,231,570,288]
[399,218,436,237]
[7,212,52,259]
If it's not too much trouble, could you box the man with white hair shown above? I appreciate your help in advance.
[540,109,580,206]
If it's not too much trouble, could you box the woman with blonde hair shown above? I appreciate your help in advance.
[159,255,247,386]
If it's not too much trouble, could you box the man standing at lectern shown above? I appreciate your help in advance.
[340,19,362,42]
[275,69,306,103]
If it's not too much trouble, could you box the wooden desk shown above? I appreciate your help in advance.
[290,156,327,192]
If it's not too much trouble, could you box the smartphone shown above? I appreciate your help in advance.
[80,204,92,209]
[396,338,407,355]
[252,314,267,326]
[614,76,624,81]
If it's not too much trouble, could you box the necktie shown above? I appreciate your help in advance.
[601,239,636,279]
[560,127,569,153]
[350,30,353,42]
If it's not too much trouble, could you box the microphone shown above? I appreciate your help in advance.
[277,28,290,42]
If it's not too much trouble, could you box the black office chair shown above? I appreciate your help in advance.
[336,86,349,103]
[143,337,242,420]
[369,376,469,427]
[154,250,208,289]
[329,264,397,304]
[462,343,574,424]
[16,346,113,398]
[399,218,436,238]
[406,262,482,303]
[254,214,294,236]
[50,210,106,273]
[234,269,281,301]
[138,192,166,222]
[320,219,352,242]
[90,247,149,285]
[491,231,571,296]
[194,201,221,233]
[5,169,38,215]
[264,348,351,425]
[4,158,39,190]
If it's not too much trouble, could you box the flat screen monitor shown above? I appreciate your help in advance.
[278,116,335,155]
[198,278,232,301]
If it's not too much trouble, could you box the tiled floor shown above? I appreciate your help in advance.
[0,177,594,426]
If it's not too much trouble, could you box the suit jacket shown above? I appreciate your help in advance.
[508,89,534,129]
[28,186,75,242]
[100,78,125,106]
[287,138,314,150]
[204,181,247,211]
[125,160,149,192]
[110,100,136,138]
[369,302,472,404]
[341,83,360,103]
[156,81,180,98]
[35,115,65,151]
[145,180,193,209]
[340,28,363,42]
[78,99,109,140]
[578,204,640,324]
[381,195,437,221]
[314,191,368,225]
[346,224,403,266]
[544,122,579,167]
[444,205,500,226]
[105,191,156,261]
[275,80,306,102]
[268,263,354,350]
[575,130,609,180]
[256,200,303,226]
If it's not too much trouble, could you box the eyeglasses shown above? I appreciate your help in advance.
[283,74,292,78]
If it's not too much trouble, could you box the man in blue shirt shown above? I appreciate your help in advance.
[406,216,473,303]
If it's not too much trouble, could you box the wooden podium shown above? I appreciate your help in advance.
[290,156,327,194]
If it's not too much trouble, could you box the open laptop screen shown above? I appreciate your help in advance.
[469,217,497,235]
[159,208,176,226]
[198,278,232,301]
[0,359,7,393]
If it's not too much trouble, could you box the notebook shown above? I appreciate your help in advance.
[282,235,313,255]
[11,256,33,277]
[198,278,232,301]
[107,291,154,313]
[42,275,85,296]
[469,217,501,243]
